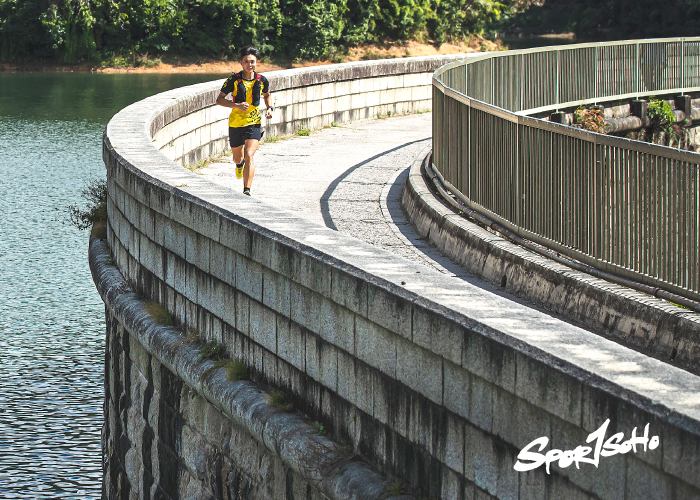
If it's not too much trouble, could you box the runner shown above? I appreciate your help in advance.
[216,46,273,196]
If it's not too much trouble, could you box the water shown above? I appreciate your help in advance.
[0,71,227,499]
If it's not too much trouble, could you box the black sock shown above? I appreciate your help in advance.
[243,187,250,194]
[236,161,244,168]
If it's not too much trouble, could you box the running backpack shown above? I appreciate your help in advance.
[232,72,263,106]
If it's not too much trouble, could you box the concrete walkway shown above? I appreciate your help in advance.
[203,113,479,280]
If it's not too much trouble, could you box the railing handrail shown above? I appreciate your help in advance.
[432,37,700,304]
[435,36,700,115]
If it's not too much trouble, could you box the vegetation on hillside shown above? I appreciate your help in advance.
[0,0,508,63]
[494,0,700,40]
[4,0,695,66]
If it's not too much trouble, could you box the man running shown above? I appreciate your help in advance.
[216,46,273,196]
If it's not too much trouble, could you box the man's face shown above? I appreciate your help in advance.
[240,54,257,73]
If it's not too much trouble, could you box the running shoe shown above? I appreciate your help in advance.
[236,161,244,179]
[243,187,251,196]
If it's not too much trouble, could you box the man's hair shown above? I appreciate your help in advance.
[239,46,261,60]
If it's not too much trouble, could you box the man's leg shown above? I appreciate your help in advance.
[231,136,245,179]
[231,145,244,164]
[243,138,259,190]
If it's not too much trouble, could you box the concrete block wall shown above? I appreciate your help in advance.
[401,153,700,374]
[150,58,443,168]
[101,305,350,500]
[98,56,700,499]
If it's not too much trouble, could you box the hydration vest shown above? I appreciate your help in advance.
[232,72,262,106]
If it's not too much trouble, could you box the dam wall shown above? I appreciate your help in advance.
[149,57,450,168]
[95,55,700,500]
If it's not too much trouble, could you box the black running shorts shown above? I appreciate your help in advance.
[229,125,262,148]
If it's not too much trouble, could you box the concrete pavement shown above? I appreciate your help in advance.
[202,113,483,280]
[200,112,700,371]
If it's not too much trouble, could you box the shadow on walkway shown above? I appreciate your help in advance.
[320,138,428,230]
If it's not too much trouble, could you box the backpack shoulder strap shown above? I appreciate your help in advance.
[251,73,263,106]
[232,72,247,103]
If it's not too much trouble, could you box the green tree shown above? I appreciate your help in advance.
[274,0,347,59]
[492,0,700,41]
[573,0,700,40]
[180,0,260,57]
[431,0,504,42]
[95,0,190,56]
[0,0,52,59]
[0,0,511,63]
[40,0,99,61]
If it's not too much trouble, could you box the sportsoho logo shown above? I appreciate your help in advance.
[514,419,660,474]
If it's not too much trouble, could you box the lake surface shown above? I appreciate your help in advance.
[0,71,228,499]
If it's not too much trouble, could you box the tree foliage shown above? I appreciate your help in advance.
[0,0,504,62]
[574,0,700,40]
[495,0,700,41]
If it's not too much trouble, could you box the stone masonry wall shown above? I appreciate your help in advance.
[102,300,364,500]
[150,58,451,168]
[97,56,700,500]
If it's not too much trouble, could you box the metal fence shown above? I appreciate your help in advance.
[432,38,700,303]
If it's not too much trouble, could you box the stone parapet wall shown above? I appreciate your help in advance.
[151,57,456,168]
[401,152,700,373]
[98,56,700,500]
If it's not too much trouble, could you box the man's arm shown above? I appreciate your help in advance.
[263,92,272,118]
[216,91,249,111]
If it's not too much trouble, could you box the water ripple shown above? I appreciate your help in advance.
[0,116,106,499]
[0,72,225,498]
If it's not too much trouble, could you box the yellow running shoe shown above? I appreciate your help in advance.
[235,161,244,179]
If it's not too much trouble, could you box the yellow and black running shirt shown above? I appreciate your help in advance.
[221,71,270,128]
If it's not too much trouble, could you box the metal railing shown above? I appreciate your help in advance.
[432,38,700,303]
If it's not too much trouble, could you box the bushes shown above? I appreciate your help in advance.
[492,0,700,41]
[0,0,503,63]
[67,178,107,231]
[573,105,606,134]
[572,0,700,41]
[0,0,52,59]
[277,0,348,59]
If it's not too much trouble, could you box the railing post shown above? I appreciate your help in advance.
[556,50,560,108]
[467,100,471,198]
[465,65,468,96]
[681,38,686,91]
[515,116,520,227]
[594,46,599,101]
[490,58,494,104]
[635,42,640,97]
[520,54,525,112]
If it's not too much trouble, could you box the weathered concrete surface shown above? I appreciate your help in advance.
[99,56,700,500]
[203,114,466,272]
[154,54,469,169]
[92,238,411,500]
[93,58,464,499]
[203,114,700,377]
[402,151,700,374]
[204,115,430,224]
[202,115,546,311]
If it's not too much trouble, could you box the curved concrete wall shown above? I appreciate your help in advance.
[401,153,700,374]
[96,56,700,500]
[149,58,455,168]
